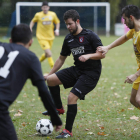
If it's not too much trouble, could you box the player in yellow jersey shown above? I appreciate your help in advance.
[30,1,60,69]
[97,5,140,110]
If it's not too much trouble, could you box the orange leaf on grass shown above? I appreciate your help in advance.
[97,132,106,135]
[21,122,26,127]
[115,128,121,130]
[120,109,124,112]
[107,108,110,111]
[99,126,104,130]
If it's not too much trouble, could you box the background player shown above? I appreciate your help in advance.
[42,9,105,138]
[0,23,62,140]
[30,1,60,69]
[97,5,140,111]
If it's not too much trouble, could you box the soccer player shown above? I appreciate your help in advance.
[42,9,105,138]
[0,23,62,140]
[30,1,60,69]
[97,5,140,111]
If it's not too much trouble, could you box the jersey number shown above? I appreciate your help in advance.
[0,46,19,78]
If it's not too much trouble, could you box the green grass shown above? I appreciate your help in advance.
[0,36,139,140]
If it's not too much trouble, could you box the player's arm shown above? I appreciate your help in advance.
[29,55,62,131]
[124,69,140,84]
[35,80,62,131]
[79,51,105,62]
[45,55,67,79]
[54,23,60,36]
[29,21,35,32]
[97,34,129,55]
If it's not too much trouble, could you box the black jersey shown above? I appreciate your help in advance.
[0,42,62,125]
[0,42,44,106]
[60,29,103,70]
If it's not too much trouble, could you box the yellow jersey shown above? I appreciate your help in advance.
[32,11,60,40]
[127,29,140,68]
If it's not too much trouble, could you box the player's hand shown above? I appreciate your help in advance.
[55,125,62,132]
[78,55,90,62]
[54,29,59,36]
[97,46,109,55]
[124,74,138,84]
[44,73,49,81]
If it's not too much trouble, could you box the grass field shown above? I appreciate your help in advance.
[0,35,139,140]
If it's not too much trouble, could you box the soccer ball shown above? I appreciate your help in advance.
[36,119,53,135]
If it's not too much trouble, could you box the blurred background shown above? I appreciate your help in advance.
[0,0,140,38]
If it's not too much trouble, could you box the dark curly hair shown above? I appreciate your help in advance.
[63,9,80,22]
[121,5,140,19]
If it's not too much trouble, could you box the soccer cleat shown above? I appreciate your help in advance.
[42,106,65,116]
[55,129,73,139]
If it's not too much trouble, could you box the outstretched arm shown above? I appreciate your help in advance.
[97,35,129,55]
[125,70,140,84]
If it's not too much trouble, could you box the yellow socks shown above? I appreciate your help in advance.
[47,57,54,69]
[39,53,46,62]
[39,53,54,68]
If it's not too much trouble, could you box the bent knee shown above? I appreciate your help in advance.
[68,93,78,104]
[47,74,61,86]
[47,76,55,86]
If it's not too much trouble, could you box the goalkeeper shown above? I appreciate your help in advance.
[30,1,60,69]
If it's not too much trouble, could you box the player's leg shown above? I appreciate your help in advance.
[65,92,78,132]
[39,40,47,62]
[42,73,64,115]
[135,83,140,109]
[56,92,77,139]
[0,111,18,140]
[42,66,78,116]
[44,40,54,68]
[56,73,100,139]
[47,40,54,69]
[130,79,140,109]
[44,48,54,69]
[47,74,64,109]
[39,40,54,68]
[130,88,139,108]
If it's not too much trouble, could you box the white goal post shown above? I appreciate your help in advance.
[16,2,110,36]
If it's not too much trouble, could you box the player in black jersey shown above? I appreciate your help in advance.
[42,9,105,138]
[0,23,62,140]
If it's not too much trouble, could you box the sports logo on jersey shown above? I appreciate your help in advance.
[42,16,52,20]
[71,46,85,55]
[79,37,84,43]
[68,39,74,43]
[42,21,51,25]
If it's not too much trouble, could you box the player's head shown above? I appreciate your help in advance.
[41,1,49,14]
[63,9,80,35]
[121,5,140,29]
[10,23,33,48]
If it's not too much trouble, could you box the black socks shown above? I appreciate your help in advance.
[48,85,62,109]
[65,104,77,132]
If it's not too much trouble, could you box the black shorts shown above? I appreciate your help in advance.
[56,66,101,100]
